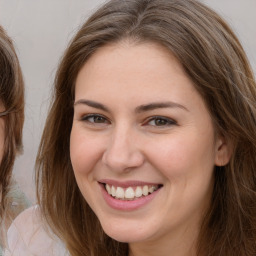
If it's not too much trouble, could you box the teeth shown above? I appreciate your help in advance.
[111,186,116,197]
[105,184,159,200]
[135,186,143,197]
[149,186,157,193]
[106,184,111,194]
[116,187,124,199]
[125,187,134,199]
[142,185,149,196]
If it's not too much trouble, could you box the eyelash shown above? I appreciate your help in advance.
[80,114,177,128]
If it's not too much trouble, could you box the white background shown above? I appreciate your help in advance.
[0,0,255,203]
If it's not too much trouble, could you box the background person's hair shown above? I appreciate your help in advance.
[0,26,24,218]
[36,0,256,255]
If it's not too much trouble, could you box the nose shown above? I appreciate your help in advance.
[102,126,144,173]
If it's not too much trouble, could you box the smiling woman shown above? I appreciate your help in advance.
[70,42,224,248]
[6,0,256,256]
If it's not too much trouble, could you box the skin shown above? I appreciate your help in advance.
[70,41,231,256]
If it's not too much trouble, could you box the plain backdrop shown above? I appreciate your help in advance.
[0,0,255,203]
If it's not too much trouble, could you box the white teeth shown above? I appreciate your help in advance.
[142,185,149,196]
[116,187,125,199]
[149,186,157,193]
[105,184,159,200]
[106,184,111,194]
[111,186,116,197]
[135,186,143,197]
[125,187,135,199]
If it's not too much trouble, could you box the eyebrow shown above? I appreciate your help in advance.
[74,99,188,113]
[74,99,109,112]
[135,102,188,113]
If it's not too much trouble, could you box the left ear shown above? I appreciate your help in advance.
[214,135,233,166]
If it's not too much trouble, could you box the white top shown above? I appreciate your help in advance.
[4,206,69,256]
[0,183,31,254]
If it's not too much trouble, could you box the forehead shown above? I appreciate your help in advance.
[75,41,196,98]
[74,42,213,132]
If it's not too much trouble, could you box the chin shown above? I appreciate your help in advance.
[100,220,153,243]
[105,230,147,243]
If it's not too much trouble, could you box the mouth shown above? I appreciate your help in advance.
[100,182,163,201]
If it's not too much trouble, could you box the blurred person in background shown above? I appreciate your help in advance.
[0,25,30,255]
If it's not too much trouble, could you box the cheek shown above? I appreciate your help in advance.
[70,126,107,210]
[147,131,216,180]
[70,125,104,176]
[148,134,215,218]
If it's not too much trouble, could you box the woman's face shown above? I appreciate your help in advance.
[70,42,230,247]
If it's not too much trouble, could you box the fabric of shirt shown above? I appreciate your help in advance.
[4,206,69,256]
[0,184,31,255]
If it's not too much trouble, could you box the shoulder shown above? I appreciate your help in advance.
[5,206,69,256]
[0,183,31,250]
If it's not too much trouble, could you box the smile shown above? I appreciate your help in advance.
[105,184,160,200]
[99,180,163,211]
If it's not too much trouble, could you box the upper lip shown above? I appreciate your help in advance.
[98,179,162,188]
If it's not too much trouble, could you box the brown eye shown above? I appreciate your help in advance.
[82,114,109,124]
[147,116,176,127]
[154,118,168,126]
[93,116,107,123]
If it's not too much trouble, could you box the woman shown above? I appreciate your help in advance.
[0,26,29,254]
[7,0,256,255]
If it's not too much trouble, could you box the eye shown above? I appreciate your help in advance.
[81,114,110,124]
[145,116,177,127]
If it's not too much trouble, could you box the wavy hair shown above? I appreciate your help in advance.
[0,26,24,218]
[36,0,256,255]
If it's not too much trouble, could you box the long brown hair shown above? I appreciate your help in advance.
[0,26,24,218]
[36,0,256,255]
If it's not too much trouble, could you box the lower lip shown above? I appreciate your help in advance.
[100,184,161,211]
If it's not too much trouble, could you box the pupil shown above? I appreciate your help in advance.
[94,116,104,123]
[156,118,166,125]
